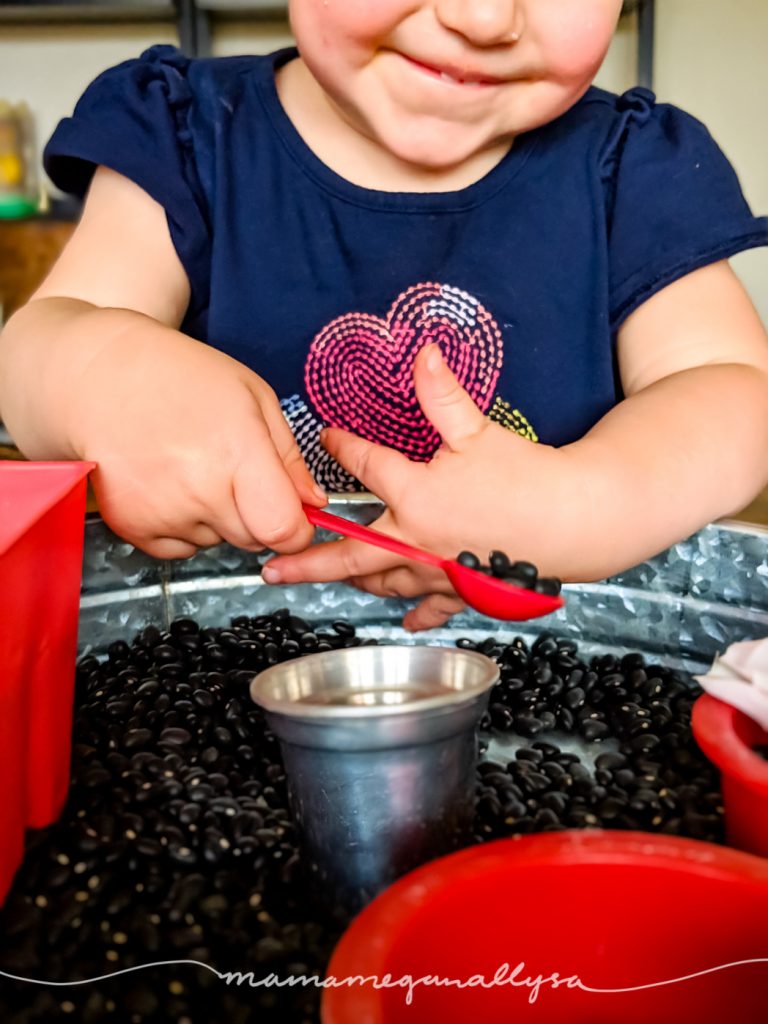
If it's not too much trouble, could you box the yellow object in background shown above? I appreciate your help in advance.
[0,100,38,218]
[0,152,23,189]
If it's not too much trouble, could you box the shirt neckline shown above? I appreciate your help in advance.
[254,47,542,213]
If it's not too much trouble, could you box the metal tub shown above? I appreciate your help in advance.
[78,496,768,672]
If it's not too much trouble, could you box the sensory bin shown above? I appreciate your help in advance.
[1,498,767,1023]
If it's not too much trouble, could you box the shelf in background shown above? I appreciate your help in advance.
[0,1,175,23]
[0,0,642,25]
[196,0,285,10]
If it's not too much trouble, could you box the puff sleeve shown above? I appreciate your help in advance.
[603,88,768,331]
[43,45,211,326]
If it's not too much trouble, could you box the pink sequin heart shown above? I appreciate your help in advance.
[305,282,504,461]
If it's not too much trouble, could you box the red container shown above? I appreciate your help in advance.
[323,831,768,1024]
[692,692,768,857]
[0,461,93,904]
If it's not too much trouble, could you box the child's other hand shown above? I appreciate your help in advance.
[74,324,324,558]
[263,344,572,630]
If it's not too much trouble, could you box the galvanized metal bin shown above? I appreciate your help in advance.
[78,496,768,672]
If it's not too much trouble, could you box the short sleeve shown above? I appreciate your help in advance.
[43,45,211,326]
[603,88,768,330]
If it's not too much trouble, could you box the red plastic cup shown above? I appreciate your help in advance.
[322,831,768,1024]
[692,692,768,856]
[0,461,94,905]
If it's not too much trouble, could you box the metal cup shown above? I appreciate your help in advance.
[250,644,499,920]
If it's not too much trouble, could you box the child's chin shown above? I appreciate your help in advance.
[383,130,500,176]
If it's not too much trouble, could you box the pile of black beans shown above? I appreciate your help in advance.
[457,548,562,596]
[467,633,722,842]
[0,616,722,1023]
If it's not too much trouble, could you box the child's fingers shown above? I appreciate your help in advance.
[262,537,401,585]
[137,536,201,560]
[232,420,317,553]
[346,565,454,599]
[402,593,466,632]
[321,428,414,506]
[262,401,327,506]
[413,344,489,452]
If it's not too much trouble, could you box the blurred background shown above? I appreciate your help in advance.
[0,0,766,519]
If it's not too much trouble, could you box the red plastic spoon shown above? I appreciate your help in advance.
[302,504,564,622]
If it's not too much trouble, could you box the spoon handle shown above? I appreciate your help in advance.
[302,504,446,570]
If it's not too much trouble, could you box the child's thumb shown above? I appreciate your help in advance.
[413,344,488,451]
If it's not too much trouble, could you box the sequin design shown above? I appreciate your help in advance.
[280,395,360,493]
[289,282,538,491]
[488,396,539,442]
[305,283,504,462]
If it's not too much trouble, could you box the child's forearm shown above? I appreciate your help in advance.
[559,362,768,580]
[0,297,178,459]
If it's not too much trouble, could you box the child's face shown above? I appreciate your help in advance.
[288,0,623,172]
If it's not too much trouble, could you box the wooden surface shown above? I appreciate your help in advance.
[0,219,76,320]
[732,487,768,529]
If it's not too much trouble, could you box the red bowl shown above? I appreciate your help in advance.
[692,692,768,856]
[322,831,768,1024]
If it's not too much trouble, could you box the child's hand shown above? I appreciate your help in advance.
[265,263,768,633]
[70,320,325,559]
[263,344,574,629]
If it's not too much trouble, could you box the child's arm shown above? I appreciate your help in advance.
[263,260,768,628]
[0,166,323,558]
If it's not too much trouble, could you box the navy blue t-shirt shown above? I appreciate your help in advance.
[44,45,768,491]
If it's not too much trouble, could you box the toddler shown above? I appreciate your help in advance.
[1,0,767,631]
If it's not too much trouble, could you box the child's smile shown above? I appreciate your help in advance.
[397,51,508,89]
[280,0,623,190]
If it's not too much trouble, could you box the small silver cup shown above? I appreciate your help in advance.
[250,644,499,919]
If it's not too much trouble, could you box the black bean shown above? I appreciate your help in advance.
[477,795,503,821]
[135,837,162,857]
[488,550,511,577]
[507,561,538,586]
[582,720,610,742]
[534,577,562,596]
[630,733,661,754]
[159,727,192,747]
[456,550,481,570]
[595,752,627,770]
[614,768,636,788]
[489,704,515,731]
[540,761,566,783]
[564,686,586,709]
[6,616,726,1024]
[456,637,477,650]
[188,783,216,804]
[541,791,569,815]
[168,844,197,867]
[213,726,233,747]
[534,808,560,829]
[515,747,543,764]
[514,714,545,737]
[124,728,153,750]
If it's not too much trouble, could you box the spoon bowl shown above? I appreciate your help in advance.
[302,504,564,622]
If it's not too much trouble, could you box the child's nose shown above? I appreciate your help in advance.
[434,0,521,47]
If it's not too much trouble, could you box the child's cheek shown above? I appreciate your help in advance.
[312,0,406,40]
[542,10,618,87]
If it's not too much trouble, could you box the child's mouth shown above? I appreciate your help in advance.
[401,54,503,89]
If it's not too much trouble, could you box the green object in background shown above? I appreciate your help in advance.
[0,194,38,219]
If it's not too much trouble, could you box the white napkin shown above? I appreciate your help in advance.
[694,637,768,730]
